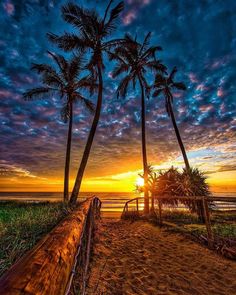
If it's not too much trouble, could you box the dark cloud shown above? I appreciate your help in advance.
[0,0,235,188]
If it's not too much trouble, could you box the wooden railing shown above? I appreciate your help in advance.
[122,195,236,249]
[0,197,101,295]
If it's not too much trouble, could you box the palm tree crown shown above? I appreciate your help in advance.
[152,67,190,171]
[23,51,95,118]
[48,0,125,76]
[23,52,96,202]
[110,32,166,97]
[152,66,186,116]
[47,1,126,204]
[110,33,166,213]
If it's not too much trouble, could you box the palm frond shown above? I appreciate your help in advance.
[75,93,95,113]
[141,45,162,61]
[173,82,187,90]
[152,88,163,98]
[112,63,129,78]
[61,102,70,123]
[116,75,132,98]
[154,73,166,85]
[168,66,177,82]
[41,74,64,89]
[61,3,85,29]
[75,75,98,96]
[104,1,124,35]
[31,63,56,76]
[23,87,56,100]
[139,32,151,55]
[68,53,84,81]
[47,32,89,52]
[47,51,69,80]
[103,38,128,50]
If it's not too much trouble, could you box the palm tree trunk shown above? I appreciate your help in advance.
[168,99,190,171]
[70,65,103,204]
[139,77,149,214]
[63,101,73,202]
[168,99,205,221]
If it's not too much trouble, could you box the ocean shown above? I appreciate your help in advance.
[0,191,236,218]
[0,192,138,218]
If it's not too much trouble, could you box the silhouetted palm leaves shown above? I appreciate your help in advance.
[23,0,210,216]
[23,52,96,202]
[152,67,190,171]
[48,1,125,77]
[48,1,125,204]
[147,166,211,221]
[111,33,166,213]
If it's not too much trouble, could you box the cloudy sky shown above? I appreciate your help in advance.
[0,0,236,192]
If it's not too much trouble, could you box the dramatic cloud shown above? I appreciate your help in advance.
[0,0,235,191]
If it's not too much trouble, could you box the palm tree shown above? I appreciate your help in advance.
[110,33,166,213]
[48,0,125,204]
[23,52,95,202]
[136,165,158,211]
[152,67,190,171]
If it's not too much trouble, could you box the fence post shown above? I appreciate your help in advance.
[158,199,163,226]
[202,197,214,249]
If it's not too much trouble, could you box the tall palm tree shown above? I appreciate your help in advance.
[47,0,125,204]
[152,67,190,171]
[23,52,95,202]
[136,165,158,211]
[110,33,166,213]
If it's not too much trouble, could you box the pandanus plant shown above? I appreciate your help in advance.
[23,52,96,202]
[110,33,166,213]
[48,0,126,204]
[152,67,190,171]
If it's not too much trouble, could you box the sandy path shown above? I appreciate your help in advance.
[87,219,236,295]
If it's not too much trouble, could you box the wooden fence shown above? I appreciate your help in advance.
[0,197,101,295]
[122,196,236,250]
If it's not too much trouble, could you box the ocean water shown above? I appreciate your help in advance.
[0,191,236,218]
[0,192,138,218]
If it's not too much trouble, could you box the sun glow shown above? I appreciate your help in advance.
[136,177,144,187]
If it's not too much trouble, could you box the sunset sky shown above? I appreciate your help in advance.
[0,0,236,192]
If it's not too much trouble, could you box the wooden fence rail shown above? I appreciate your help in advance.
[122,195,236,249]
[0,197,101,295]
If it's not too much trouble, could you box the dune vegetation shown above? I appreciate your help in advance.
[0,201,69,276]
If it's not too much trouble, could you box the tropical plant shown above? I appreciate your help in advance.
[179,167,211,222]
[152,67,190,171]
[23,52,96,202]
[48,0,126,204]
[110,33,166,213]
[154,167,211,222]
[136,165,158,211]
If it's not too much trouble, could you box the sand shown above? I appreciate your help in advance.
[87,219,236,295]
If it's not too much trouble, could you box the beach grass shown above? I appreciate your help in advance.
[160,209,236,240]
[0,201,69,276]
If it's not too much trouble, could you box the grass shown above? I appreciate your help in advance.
[0,201,70,276]
[159,209,236,240]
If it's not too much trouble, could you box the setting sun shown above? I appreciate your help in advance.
[136,177,144,187]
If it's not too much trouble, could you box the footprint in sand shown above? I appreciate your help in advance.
[87,220,236,295]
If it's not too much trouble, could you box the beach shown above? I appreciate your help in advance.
[0,192,235,218]
[87,219,236,295]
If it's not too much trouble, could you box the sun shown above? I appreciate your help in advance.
[136,177,144,187]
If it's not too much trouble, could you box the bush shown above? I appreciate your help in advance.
[152,167,211,222]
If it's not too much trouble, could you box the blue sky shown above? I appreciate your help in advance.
[0,0,235,192]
